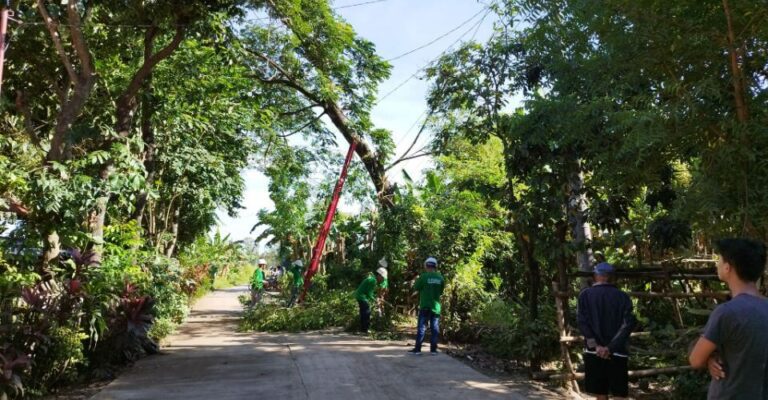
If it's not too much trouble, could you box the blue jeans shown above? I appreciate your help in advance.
[358,300,371,332]
[414,309,439,352]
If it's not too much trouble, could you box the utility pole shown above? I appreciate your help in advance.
[299,142,357,303]
[0,0,10,97]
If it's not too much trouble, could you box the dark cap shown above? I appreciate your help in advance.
[593,262,614,275]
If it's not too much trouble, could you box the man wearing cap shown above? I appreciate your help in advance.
[409,257,445,355]
[577,262,636,400]
[376,258,389,315]
[287,259,304,307]
[353,259,388,333]
[250,259,267,305]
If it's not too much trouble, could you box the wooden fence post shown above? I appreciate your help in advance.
[553,281,579,393]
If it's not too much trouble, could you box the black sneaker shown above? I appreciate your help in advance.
[430,350,438,356]
[407,349,422,355]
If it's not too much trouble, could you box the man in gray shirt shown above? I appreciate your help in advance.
[689,238,768,399]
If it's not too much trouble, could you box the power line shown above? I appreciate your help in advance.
[393,109,427,150]
[385,8,486,62]
[375,7,492,105]
[335,0,388,10]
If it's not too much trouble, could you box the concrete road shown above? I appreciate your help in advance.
[92,286,560,400]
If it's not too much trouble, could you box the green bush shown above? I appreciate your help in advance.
[214,264,256,289]
[240,289,356,332]
[148,317,176,341]
[474,299,559,362]
[28,327,87,389]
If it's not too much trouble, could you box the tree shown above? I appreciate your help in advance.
[242,0,396,207]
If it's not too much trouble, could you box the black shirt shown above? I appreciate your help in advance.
[577,283,636,355]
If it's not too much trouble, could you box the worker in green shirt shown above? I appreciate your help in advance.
[287,259,304,307]
[353,259,388,333]
[376,258,389,316]
[408,257,445,355]
[250,258,267,305]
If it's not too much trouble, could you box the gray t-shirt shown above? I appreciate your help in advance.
[703,294,768,400]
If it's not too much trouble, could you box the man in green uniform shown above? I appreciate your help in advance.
[287,259,304,307]
[353,259,388,333]
[408,257,445,355]
[376,258,389,316]
[250,258,267,305]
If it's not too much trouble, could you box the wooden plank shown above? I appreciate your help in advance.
[547,366,692,381]
[560,329,696,343]
[554,290,729,299]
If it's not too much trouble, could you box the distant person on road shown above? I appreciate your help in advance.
[689,238,768,399]
[577,262,636,400]
[353,259,387,333]
[287,259,304,307]
[408,257,445,355]
[376,258,389,315]
[250,259,266,305]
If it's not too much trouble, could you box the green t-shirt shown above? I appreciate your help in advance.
[379,278,388,290]
[414,271,445,314]
[290,265,304,287]
[251,268,264,289]
[354,273,377,303]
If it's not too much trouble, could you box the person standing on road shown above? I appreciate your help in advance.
[376,258,389,316]
[408,257,444,355]
[250,259,267,305]
[577,262,636,400]
[287,259,304,307]
[353,261,387,333]
[689,238,768,399]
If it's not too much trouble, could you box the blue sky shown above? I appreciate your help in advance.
[216,0,497,241]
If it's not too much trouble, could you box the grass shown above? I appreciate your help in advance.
[213,264,257,289]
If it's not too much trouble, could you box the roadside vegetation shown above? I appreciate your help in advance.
[2,0,766,399]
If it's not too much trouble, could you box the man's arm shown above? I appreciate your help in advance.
[607,297,637,353]
[411,275,422,297]
[577,291,598,348]
[691,306,725,378]
[689,336,717,369]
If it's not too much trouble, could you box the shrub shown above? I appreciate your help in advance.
[240,290,356,332]
[475,299,559,362]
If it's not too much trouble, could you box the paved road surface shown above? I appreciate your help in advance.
[92,286,561,400]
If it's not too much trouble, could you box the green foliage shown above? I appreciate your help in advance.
[475,300,559,362]
[214,264,256,289]
[240,290,356,332]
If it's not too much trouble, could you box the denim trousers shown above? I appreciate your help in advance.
[414,308,440,352]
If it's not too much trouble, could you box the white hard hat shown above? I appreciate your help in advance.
[378,257,388,268]
[258,258,267,265]
[293,260,304,267]
[376,267,388,280]
[424,257,438,268]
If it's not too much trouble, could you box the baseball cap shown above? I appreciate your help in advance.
[593,262,614,275]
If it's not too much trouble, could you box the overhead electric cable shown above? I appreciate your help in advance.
[335,0,388,10]
[385,8,486,62]
[375,7,492,105]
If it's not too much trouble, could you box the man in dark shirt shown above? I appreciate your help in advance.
[577,262,636,400]
[689,238,768,399]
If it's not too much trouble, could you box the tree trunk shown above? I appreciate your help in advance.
[322,100,393,208]
[87,194,108,266]
[133,29,157,227]
[518,233,542,371]
[722,0,749,124]
[567,159,594,288]
[42,230,61,267]
[164,202,180,257]
[555,220,571,323]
